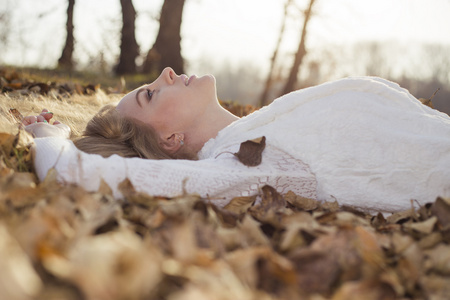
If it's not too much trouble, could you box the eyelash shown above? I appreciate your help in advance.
[146,89,154,101]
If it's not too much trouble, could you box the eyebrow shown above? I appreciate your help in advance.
[135,87,146,107]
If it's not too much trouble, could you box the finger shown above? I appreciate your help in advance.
[40,111,54,121]
[22,116,37,126]
[36,115,47,123]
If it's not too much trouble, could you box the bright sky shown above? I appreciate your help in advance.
[2,0,450,73]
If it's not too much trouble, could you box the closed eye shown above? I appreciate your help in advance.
[146,89,154,101]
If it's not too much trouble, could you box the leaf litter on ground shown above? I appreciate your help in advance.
[2,134,450,300]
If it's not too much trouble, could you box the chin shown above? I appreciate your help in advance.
[199,74,217,94]
[207,75,218,95]
[203,74,216,84]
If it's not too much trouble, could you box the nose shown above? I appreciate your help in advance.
[160,67,176,84]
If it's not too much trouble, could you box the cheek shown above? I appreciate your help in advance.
[161,96,188,118]
[153,92,198,129]
[150,105,179,132]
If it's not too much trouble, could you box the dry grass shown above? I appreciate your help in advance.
[0,91,121,136]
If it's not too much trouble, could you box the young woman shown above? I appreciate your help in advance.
[26,67,450,213]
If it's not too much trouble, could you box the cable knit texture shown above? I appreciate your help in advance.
[33,77,450,213]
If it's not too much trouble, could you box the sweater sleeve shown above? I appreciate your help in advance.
[33,137,317,207]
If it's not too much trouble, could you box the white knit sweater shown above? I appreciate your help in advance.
[33,77,450,213]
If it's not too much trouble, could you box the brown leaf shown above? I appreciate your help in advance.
[157,195,201,217]
[260,185,286,211]
[216,214,270,251]
[332,280,396,300]
[118,178,137,197]
[74,83,84,95]
[98,179,113,196]
[279,212,319,251]
[7,81,23,90]
[0,160,13,177]
[285,190,318,211]
[391,234,423,293]
[0,132,16,154]
[0,172,40,208]
[249,186,286,228]
[371,212,387,228]
[289,247,341,294]
[315,212,337,225]
[223,196,256,214]
[239,214,271,247]
[419,88,439,109]
[234,136,266,166]
[320,200,340,212]
[225,247,296,293]
[354,226,385,270]
[424,244,450,275]
[9,108,24,122]
[386,209,416,224]
[28,82,50,95]
[431,197,450,228]
[422,274,450,299]
[209,204,240,228]
[418,232,442,249]
[84,84,100,95]
[403,216,438,234]
[0,224,42,299]
[2,69,19,81]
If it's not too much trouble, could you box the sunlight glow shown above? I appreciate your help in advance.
[2,0,449,72]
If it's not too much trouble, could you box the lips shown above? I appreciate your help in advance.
[186,75,196,86]
[180,74,188,86]
[181,74,196,86]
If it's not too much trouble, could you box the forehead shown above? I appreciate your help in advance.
[116,89,141,118]
[116,87,141,112]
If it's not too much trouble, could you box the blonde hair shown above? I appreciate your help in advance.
[74,105,197,160]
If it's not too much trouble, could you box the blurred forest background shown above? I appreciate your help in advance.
[1,0,449,113]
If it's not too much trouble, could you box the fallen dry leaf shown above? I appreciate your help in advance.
[431,197,450,228]
[403,216,438,235]
[424,244,450,276]
[285,190,319,211]
[9,108,24,122]
[0,132,17,155]
[418,88,439,109]
[332,280,396,300]
[233,136,266,167]
[223,195,256,214]
[0,224,42,300]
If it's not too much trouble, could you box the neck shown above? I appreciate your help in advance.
[187,103,240,153]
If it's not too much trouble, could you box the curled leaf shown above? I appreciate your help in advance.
[9,108,24,122]
[234,136,266,167]
[419,88,439,109]
[224,196,256,214]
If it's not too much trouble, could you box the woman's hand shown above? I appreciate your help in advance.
[23,109,71,139]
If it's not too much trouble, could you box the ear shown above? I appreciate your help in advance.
[160,133,184,154]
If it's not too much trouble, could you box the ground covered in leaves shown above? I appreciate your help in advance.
[1,68,450,300]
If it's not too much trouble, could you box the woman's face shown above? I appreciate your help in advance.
[116,67,217,139]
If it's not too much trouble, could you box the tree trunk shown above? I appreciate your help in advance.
[115,0,139,75]
[259,0,293,107]
[58,0,75,69]
[280,0,316,96]
[142,0,185,75]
